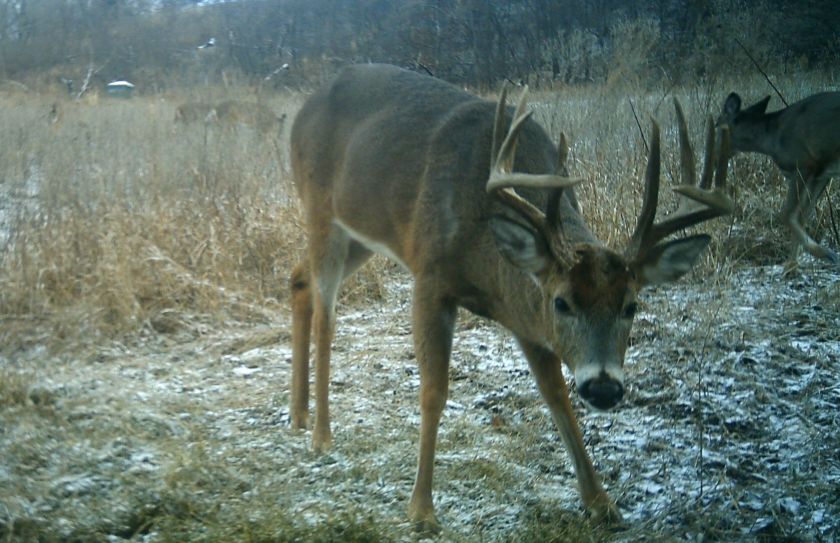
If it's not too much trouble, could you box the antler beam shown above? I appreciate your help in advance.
[628,99,735,260]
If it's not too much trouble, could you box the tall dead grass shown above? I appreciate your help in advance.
[0,92,304,352]
[1,72,836,353]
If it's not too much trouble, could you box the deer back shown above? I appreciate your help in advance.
[291,64,589,279]
[720,91,840,174]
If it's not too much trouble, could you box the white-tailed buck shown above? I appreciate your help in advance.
[289,64,733,528]
[718,92,840,270]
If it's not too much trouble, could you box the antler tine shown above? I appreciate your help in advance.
[557,132,570,177]
[713,124,731,191]
[491,85,509,165]
[487,87,584,193]
[674,99,696,187]
[673,104,714,216]
[491,85,533,176]
[512,84,530,125]
[698,115,715,190]
[627,120,662,257]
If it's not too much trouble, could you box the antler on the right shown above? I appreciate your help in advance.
[486,85,584,268]
[627,99,734,261]
[673,98,734,213]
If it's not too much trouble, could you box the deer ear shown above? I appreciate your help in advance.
[490,215,551,276]
[746,95,771,115]
[636,234,711,286]
[723,93,741,116]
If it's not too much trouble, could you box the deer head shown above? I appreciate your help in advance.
[486,92,733,409]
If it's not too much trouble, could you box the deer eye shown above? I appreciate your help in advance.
[554,297,572,315]
[623,302,638,319]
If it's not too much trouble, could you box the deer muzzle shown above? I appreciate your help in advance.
[577,371,625,410]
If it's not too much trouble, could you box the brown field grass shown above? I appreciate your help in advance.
[2,71,836,353]
[0,90,391,355]
[0,70,838,541]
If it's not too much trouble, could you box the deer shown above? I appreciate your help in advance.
[717,92,840,272]
[214,100,286,135]
[174,100,286,136]
[289,63,733,530]
[173,101,217,125]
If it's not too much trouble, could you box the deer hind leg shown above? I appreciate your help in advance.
[517,338,622,524]
[290,262,313,430]
[782,174,838,271]
[781,175,808,275]
[300,225,372,452]
[407,278,456,532]
[798,175,838,264]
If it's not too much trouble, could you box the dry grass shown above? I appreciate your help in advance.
[0,89,400,356]
[2,74,836,355]
[0,91,385,355]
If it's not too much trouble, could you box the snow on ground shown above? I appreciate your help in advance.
[1,262,838,541]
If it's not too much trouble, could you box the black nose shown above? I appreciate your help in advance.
[578,375,624,410]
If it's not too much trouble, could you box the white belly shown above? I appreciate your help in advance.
[334,218,410,271]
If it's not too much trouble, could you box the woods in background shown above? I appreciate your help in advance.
[0,0,837,92]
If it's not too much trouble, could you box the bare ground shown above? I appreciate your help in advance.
[1,260,838,542]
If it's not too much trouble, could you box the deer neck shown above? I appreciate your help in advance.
[733,110,784,158]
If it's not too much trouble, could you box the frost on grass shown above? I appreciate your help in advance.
[1,264,838,541]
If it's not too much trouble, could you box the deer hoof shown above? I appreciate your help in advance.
[408,500,440,534]
[311,427,332,453]
[409,513,440,535]
[290,411,308,431]
[587,494,623,526]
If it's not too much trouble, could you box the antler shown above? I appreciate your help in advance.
[627,99,734,260]
[487,87,584,193]
[486,86,583,266]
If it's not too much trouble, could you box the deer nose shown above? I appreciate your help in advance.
[578,373,624,410]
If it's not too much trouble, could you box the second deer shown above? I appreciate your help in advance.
[174,100,286,136]
[717,92,840,271]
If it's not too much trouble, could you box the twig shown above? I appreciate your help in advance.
[414,57,434,77]
[75,63,95,100]
[628,98,648,154]
[826,180,839,248]
[75,60,108,101]
[734,38,788,107]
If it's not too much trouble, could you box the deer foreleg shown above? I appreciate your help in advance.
[407,282,456,532]
[517,338,622,524]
